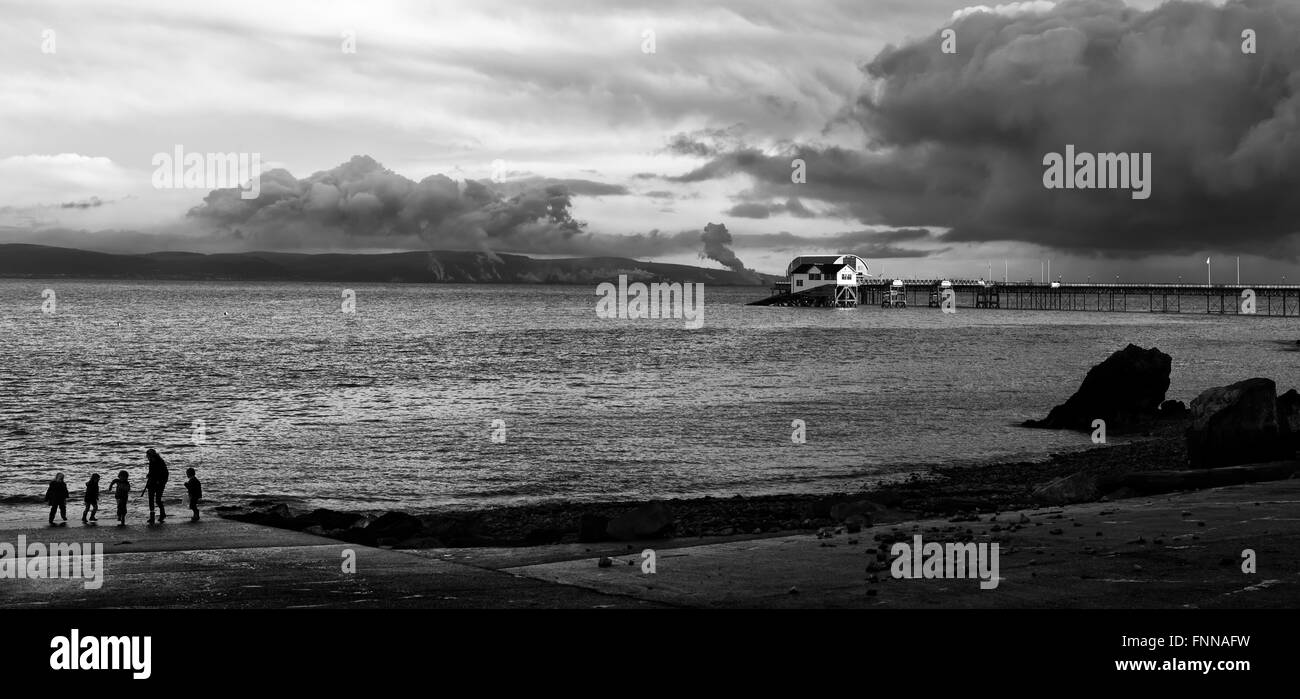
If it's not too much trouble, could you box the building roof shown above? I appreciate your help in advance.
[786,254,867,277]
[790,262,852,275]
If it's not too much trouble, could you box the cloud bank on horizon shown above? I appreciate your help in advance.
[186,155,593,254]
[1,0,1296,279]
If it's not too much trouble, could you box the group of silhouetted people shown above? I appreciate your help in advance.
[44,448,203,527]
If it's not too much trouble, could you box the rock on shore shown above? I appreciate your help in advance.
[1023,344,1171,433]
[1186,378,1296,468]
[1279,389,1300,454]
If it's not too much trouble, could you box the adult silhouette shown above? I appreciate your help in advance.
[144,448,170,524]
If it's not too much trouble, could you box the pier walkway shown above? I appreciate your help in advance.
[749,279,1300,315]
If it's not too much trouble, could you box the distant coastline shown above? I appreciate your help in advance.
[0,243,777,286]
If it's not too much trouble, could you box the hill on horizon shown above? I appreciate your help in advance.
[0,243,778,286]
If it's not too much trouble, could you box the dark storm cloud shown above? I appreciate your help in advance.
[666,0,1300,258]
[725,197,818,219]
[732,227,940,256]
[665,126,750,158]
[846,243,939,259]
[726,202,773,218]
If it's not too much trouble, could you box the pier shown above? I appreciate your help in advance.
[749,279,1300,316]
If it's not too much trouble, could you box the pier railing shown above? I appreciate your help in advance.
[750,279,1300,316]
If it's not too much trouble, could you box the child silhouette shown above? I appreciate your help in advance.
[108,470,131,526]
[82,473,100,524]
[184,467,202,522]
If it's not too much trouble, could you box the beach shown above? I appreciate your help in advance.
[3,463,1296,609]
[6,418,1297,609]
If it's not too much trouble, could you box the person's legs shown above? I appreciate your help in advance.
[156,487,166,520]
[48,504,56,524]
[117,499,126,524]
[90,502,97,521]
[190,496,199,521]
[58,502,66,521]
[146,489,159,521]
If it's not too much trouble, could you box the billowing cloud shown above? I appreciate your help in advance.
[667,0,1300,258]
[186,155,599,253]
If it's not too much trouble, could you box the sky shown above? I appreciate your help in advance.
[1,0,1297,282]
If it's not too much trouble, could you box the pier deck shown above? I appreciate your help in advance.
[748,280,1300,316]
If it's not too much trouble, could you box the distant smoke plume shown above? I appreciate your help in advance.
[700,222,747,272]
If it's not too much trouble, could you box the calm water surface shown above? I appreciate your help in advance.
[0,280,1295,511]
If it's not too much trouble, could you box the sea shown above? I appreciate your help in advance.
[0,280,1295,512]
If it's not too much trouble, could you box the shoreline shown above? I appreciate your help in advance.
[221,418,1201,548]
[6,457,1298,609]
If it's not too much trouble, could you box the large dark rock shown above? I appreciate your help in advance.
[1186,378,1287,468]
[1024,344,1172,432]
[1159,400,1188,417]
[606,502,674,541]
[1278,389,1300,456]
